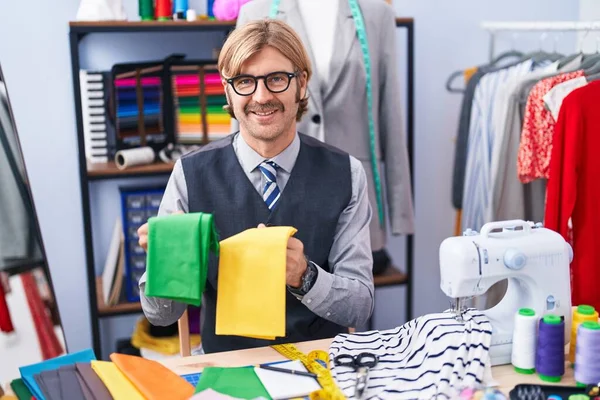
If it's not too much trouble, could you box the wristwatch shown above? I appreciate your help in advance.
[288,255,318,296]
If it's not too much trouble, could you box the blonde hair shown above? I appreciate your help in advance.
[218,19,312,121]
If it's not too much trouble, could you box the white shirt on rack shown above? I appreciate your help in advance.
[298,0,339,143]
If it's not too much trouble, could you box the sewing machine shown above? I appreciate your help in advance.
[439,220,573,366]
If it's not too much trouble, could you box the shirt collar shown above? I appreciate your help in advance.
[235,132,300,174]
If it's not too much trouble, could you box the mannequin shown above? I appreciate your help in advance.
[233,0,414,271]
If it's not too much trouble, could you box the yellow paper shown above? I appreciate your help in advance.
[90,361,145,400]
[216,226,297,340]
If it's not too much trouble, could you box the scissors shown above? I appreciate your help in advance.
[333,352,378,399]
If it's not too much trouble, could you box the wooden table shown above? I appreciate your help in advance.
[159,338,577,396]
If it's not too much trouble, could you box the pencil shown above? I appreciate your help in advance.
[257,364,318,379]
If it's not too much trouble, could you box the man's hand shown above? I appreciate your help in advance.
[257,223,307,288]
[138,211,184,251]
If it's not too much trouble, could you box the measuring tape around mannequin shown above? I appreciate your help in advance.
[271,344,346,400]
[268,0,385,226]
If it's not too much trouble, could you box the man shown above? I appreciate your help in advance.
[137,19,374,354]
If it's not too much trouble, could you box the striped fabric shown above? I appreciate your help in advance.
[329,310,492,399]
[259,161,281,210]
[461,61,534,232]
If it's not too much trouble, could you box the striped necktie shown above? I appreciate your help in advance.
[259,160,281,210]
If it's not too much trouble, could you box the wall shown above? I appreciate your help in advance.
[0,0,581,357]
[579,0,600,52]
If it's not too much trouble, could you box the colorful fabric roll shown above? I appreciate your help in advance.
[172,72,231,143]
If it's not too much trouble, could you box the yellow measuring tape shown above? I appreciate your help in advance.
[271,344,346,400]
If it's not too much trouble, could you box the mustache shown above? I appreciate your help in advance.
[245,101,284,114]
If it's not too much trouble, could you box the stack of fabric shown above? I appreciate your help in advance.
[172,71,231,144]
[12,349,195,400]
[114,76,162,139]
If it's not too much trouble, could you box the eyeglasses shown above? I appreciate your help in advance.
[226,71,298,96]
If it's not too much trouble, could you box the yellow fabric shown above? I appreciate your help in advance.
[131,317,201,355]
[177,114,230,125]
[464,67,478,83]
[216,226,297,340]
[90,361,145,400]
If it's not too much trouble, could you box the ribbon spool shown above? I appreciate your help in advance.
[535,314,565,382]
[512,308,538,374]
[574,321,600,385]
[570,305,599,365]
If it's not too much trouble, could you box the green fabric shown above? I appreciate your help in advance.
[10,378,33,400]
[179,105,228,115]
[194,367,271,399]
[145,213,219,307]
[178,95,227,107]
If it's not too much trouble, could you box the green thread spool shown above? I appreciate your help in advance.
[139,0,154,21]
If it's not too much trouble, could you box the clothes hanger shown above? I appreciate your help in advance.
[553,33,581,69]
[445,35,523,93]
[518,32,564,64]
[573,29,600,70]
[585,37,600,80]
[445,70,467,93]
[583,38,600,77]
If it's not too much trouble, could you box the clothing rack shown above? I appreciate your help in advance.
[481,21,600,62]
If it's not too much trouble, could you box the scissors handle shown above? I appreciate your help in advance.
[355,352,378,368]
[333,354,357,368]
[334,352,379,368]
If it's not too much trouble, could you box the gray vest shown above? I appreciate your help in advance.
[181,133,352,353]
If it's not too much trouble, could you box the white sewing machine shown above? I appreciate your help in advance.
[439,219,573,366]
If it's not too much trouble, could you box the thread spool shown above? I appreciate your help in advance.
[115,147,155,170]
[575,321,600,385]
[536,314,565,382]
[156,0,172,20]
[512,308,538,374]
[207,0,216,17]
[174,0,188,12]
[138,0,154,20]
[186,9,197,21]
[570,305,599,365]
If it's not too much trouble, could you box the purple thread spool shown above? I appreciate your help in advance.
[535,314,565,382]
[575,321,600,385]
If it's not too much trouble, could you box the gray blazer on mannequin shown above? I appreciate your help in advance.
[233,0,415,251]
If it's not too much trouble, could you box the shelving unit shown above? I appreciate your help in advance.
[69,17,415,358]
[86,161,174,180]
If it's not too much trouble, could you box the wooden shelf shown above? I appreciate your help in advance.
[87,160,174,180]
[96,276,142,317]
[69,18,412,34]
[70,19,235,34]
[373,265,408,287]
